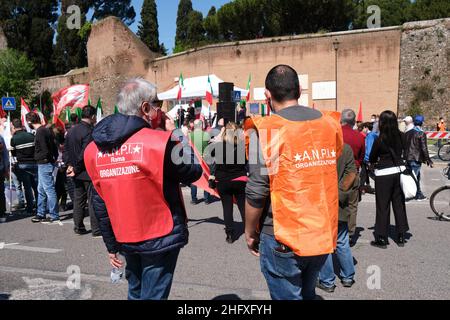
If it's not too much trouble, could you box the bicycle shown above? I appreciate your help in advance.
[438,142,450,162]
[430,163,450,221]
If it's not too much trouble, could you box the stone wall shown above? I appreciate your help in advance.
[151,27,402,120]
[87,17,160,111]
[0,27,7,50]
[38,67,90,94]
[398,19,449,128]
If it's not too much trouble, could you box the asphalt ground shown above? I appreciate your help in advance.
[0,164,449,300]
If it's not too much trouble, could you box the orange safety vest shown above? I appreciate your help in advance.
[245,112,343,257]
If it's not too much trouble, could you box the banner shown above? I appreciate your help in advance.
[52,84,90,117]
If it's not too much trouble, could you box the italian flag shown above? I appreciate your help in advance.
[206,75,213,105]
[246,74,252,102]
[21,98,32,132]
[177,73,184,101]
[66,106,71,123]
[35,106,46,125]
[261,104,271,117]
[96,98,103,122]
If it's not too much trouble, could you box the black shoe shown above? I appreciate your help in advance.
[190,199,200,205]
[13,203,26,211]
[41,218,61,225]
[341,279,355,288]
[316,281,336,293]
[74,229,89,236]
[92,233,103,239]
[31,215,45,223]
[226,232,234,244]
[398,234,406,247]
[370,237,388,249]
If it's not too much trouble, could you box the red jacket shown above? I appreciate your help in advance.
[85,128,174,244]
[342,125,365,168]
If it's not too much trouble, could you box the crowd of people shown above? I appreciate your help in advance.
[0,64,445,301]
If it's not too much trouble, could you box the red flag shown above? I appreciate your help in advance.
[357,101,363,122]
[189,140,220,198]
[52,84,89,117]
[0,106,6,118]
[53,114,66,132]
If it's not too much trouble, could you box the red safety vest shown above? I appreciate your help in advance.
[245,112,343,257]
[84,128,174,243]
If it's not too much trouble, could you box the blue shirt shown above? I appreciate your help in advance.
[365,131,379,163]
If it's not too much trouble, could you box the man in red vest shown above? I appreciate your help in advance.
[84,78,202,300]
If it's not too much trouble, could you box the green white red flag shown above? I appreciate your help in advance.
[246,74,252,102]
[206,75,213,105]
[52,84,90,117]
[177,73,184,101]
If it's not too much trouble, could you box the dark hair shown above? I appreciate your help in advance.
[379,111,402,149]
[26,112,41,125]
[12,118,23,130]
[265,65,300,103]
[363,122,373,131]
[70,113,79,124]
[82,105,97,119]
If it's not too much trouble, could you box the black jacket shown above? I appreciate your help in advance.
[369,133,406,169]
[34,126,58,164]
[11,130,36,164]
[404,128,431,164]
[90,114,202,254]
[63,121,94,181]
[210,142,248,182]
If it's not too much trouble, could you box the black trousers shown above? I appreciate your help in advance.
[374,173,409,238]
[73,179,100,234]
[0,175,5,217]
[217,180,246,233]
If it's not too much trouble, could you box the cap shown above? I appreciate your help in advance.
[403,116,413,124]
[414,115,425,125]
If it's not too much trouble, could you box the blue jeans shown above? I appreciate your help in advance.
[11,172,25,205]
[259,233,328,300]
[124,248,180,300]
[37,163,59,220]
[190,184,210,202]
[15,164,38,214]
[319,222,355,287]
[407,161,424,198]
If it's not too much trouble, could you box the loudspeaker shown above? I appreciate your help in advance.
[219,82,234,102]
[217,102,236,124]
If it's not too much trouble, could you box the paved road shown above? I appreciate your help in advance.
[0,165,449,300]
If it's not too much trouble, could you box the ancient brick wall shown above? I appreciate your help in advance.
[398,19,449,129]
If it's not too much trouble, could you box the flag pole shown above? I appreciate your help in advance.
[7,111,12,215]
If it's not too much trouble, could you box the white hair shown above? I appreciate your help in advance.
[341,108,356,126]
[116,78,157,116]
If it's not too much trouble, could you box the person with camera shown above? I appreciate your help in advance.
[64,105,100,237]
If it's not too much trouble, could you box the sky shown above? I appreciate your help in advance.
[129,0,230,54]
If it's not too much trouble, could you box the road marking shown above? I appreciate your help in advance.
[2,244,63,254]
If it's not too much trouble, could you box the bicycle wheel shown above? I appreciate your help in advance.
[438,143,450,162]
[430,186,450,221]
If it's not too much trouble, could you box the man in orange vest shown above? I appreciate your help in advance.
[245,65,344,300]
[84,78,202,300]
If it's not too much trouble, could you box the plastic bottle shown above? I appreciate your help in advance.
[110,267,123,284]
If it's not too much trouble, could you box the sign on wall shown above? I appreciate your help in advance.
[249,103,260,114]
[312,81,336,100]
[298,93,309,107]
[299,74,309,90]
[253,88,266,101]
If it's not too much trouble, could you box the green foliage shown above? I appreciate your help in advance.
[138,0,163,53]
[52,0,89,75]
[175,0,193,50]
[0,0,58,77]
[89,0,136,26]
[406,101,423,119]
[410,0,450,21]
[0,49,36,106]
[186,11,205,46]
[204,6,220,42]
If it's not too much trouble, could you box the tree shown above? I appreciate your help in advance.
[186,11,205,47]
[352,0,413,29]
[89,0,136,26]
[175,0,193,53]
[204,6,220,42]
[52,0,89,75]
[0,0,58,77]
[138,0,161,53]
[0,49,36,112]
[410,0,450,21]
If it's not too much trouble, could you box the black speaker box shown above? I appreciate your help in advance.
[219,82,234,102]
[217,102,237,124]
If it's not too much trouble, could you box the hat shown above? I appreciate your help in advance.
[414,115,425,126]
[403,116,413,125]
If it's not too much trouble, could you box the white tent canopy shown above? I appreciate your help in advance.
[157,74,249,101]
